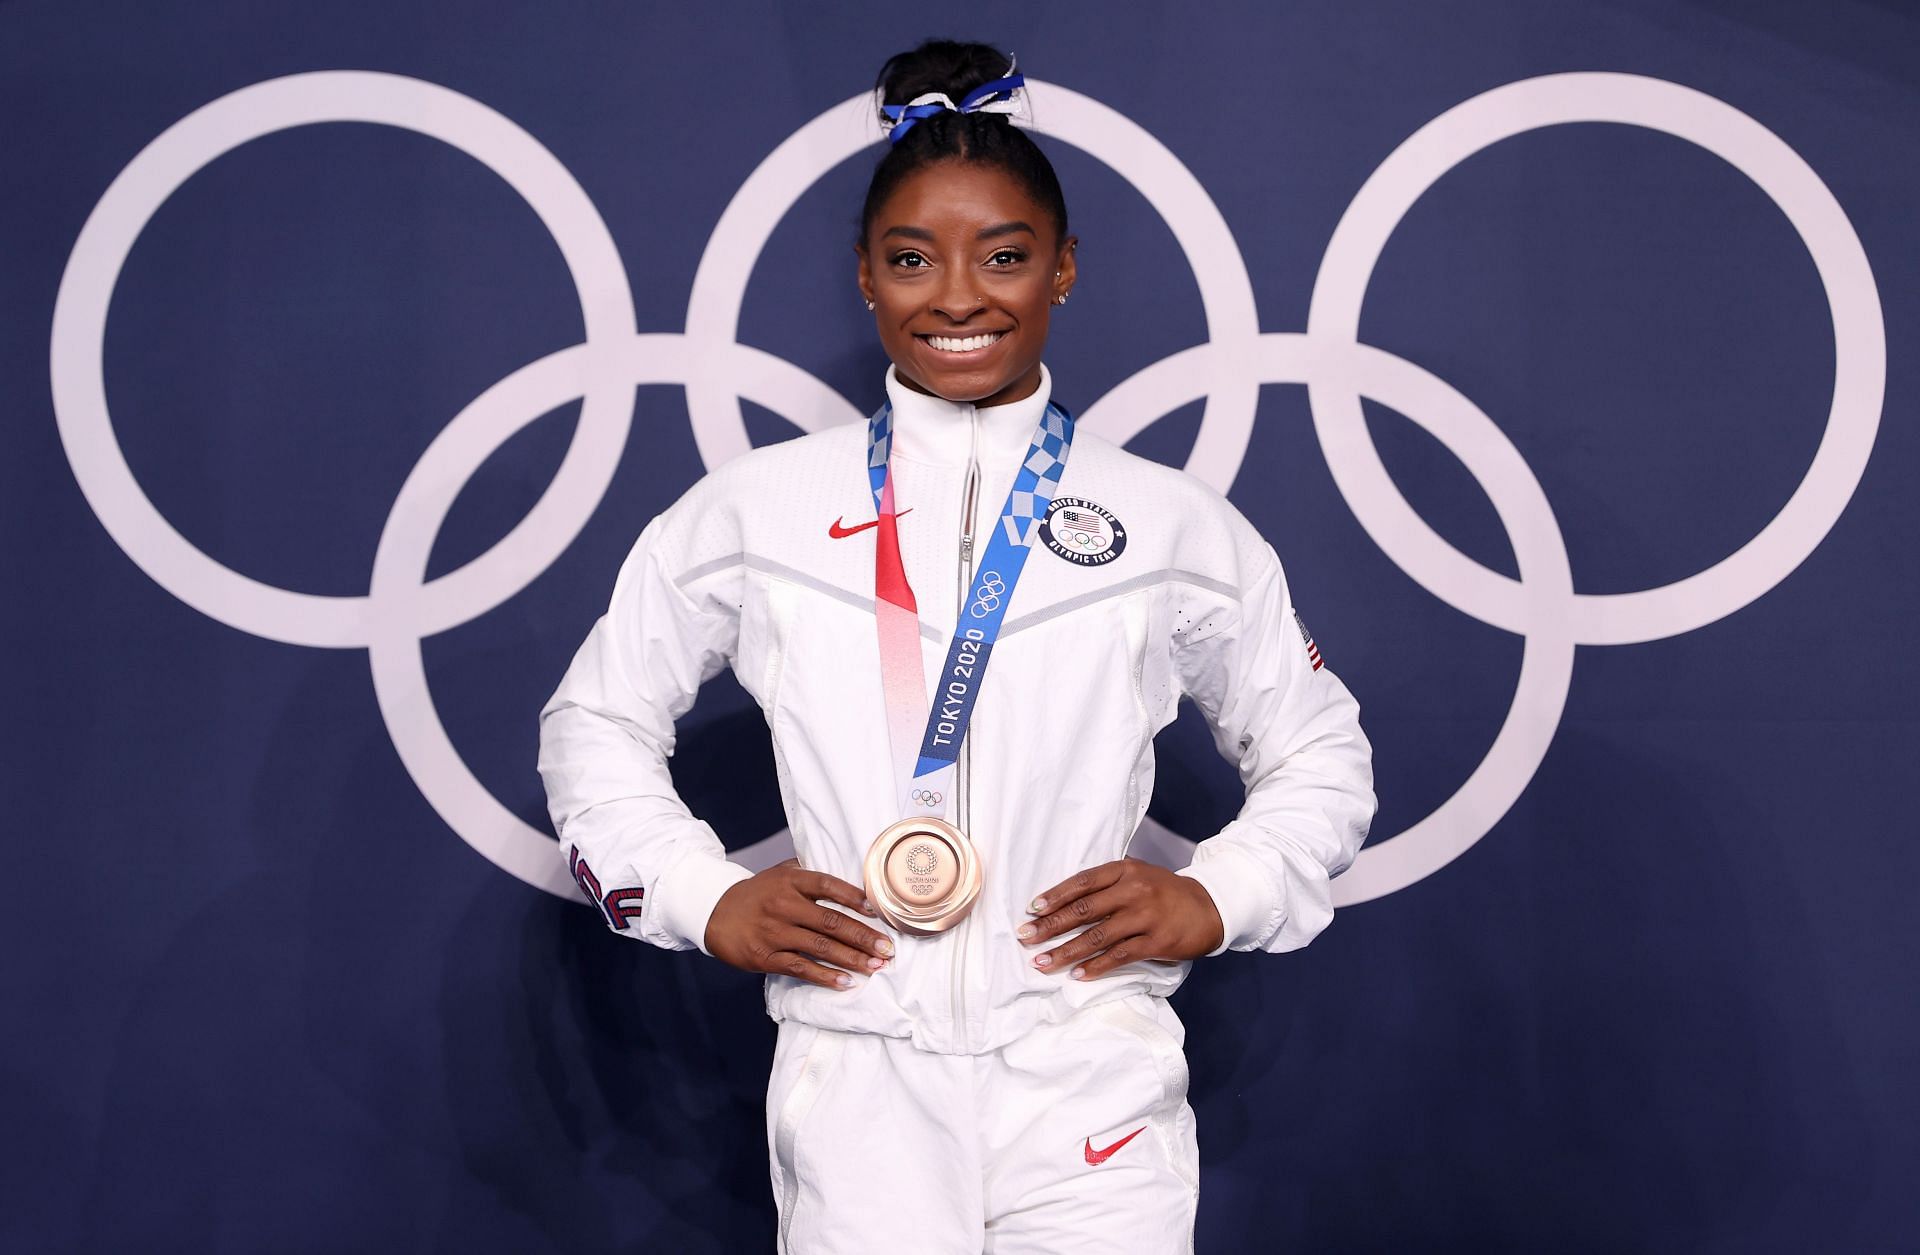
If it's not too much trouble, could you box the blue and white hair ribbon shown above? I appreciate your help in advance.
[880,72,1027,144]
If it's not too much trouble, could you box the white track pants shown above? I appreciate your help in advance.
[766,993,1200,1254]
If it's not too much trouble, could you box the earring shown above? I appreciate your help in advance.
[865,298,875,310]
[1053,292,1069,306]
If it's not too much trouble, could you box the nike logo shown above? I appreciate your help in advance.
[828,508,913,538]
[1083,1126,1147,1166]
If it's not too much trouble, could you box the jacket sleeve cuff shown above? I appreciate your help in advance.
[1178,840,1282,957]
[653,849,755,955]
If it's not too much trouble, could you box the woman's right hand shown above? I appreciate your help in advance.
[704,858,895,989]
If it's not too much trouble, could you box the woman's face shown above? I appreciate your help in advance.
[857,159,1075,408]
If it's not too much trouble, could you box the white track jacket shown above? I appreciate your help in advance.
[539,366,1375,1055]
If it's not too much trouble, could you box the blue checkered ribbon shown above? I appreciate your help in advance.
[864,398,1075,780]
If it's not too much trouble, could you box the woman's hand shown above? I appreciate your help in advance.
[704,859,895,989]
[1017,858,1225,979]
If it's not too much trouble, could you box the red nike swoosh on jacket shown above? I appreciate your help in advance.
[1083,1126,1147,1165]
[828,508,913,538]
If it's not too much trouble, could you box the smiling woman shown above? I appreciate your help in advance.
[858,158,1074,406]
[854,43,1076,409]
[538,35,1374,1255]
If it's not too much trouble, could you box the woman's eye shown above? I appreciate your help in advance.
[986,249,1026,266]
[891,252,929,268]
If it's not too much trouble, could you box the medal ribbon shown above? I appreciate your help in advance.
[866,399,1074,820]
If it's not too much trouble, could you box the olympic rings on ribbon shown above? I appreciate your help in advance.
[51,70,1883,906]
[969,570,1009,618]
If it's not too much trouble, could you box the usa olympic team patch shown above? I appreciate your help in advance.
[1041,497,1127,566]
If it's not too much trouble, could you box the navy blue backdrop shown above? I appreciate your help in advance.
[4,2,1916,1250]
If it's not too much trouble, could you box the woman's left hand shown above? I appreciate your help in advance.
[1016,857,1226,979]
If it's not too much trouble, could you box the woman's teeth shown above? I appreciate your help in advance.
[925,332,1004,353]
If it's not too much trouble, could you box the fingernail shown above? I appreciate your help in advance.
[862,899,878,916]
[877,938,895,958]
[1070,966,1086,980]
[1034,954,1052,969]
[1029,898,1047,914]
[867,956,885,970]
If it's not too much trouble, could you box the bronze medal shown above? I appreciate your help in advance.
[863,816,982,936]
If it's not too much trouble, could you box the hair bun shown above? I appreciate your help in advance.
[860,39,1067,243]
[874,39,1019,121]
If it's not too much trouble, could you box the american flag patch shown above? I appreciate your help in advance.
[1295,611,1323,671]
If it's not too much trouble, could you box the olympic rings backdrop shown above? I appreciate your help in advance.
[4,2,1916,1250]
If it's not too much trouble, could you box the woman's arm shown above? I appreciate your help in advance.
[1169,551,1376,955]
[538,510,896,987]
[538,512,754,953]
[1020,547,1375,977]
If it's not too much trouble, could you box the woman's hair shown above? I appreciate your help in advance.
[860,39,1070,246]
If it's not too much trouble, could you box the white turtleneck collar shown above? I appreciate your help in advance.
[884,363,1054,471]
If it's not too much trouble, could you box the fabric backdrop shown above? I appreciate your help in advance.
[4,1,1915,1250]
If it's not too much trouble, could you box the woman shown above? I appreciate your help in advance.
[539,39,1374,1253]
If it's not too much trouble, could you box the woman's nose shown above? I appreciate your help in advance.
[929,271,984,321]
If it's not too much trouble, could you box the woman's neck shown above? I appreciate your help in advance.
[884,363,1053,470]
[891,362,1043,410]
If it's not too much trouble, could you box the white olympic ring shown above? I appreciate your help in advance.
[51,70,1883,907]
[911,789,944,806]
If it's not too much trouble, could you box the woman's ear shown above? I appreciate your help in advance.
[855,243,875,309]
[1054,236,1079,301]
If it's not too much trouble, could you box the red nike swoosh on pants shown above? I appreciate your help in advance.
[828,508,913,538]
[1083,1126,1147,1165]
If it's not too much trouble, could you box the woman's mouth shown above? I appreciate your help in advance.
[918,331,1006,355]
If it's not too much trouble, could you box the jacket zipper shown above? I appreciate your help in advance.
[952,405,981,1044]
